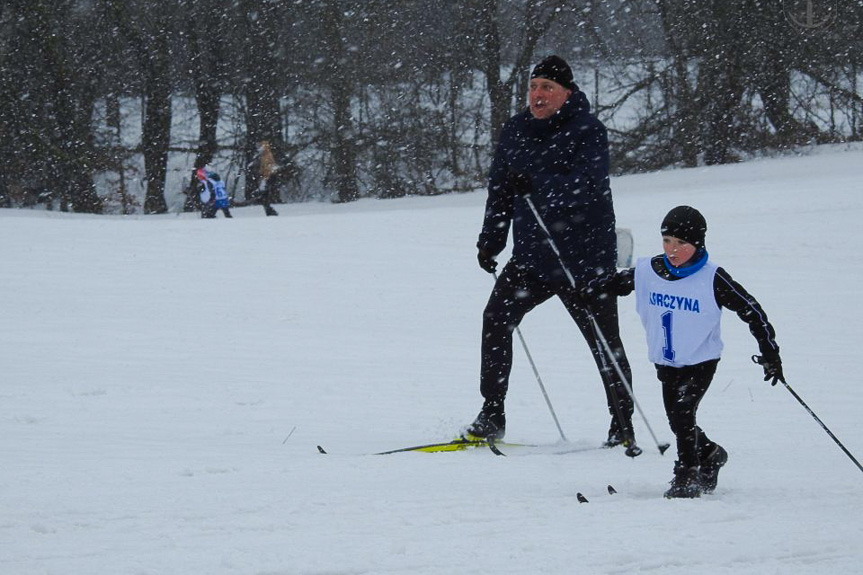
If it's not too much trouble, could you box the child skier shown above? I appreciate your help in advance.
[196,167,232,219]
[584,205,784,498]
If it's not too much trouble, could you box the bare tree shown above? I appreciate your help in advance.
[103,0,175,214]
[314,0,360,203]
[237,0,291,205]
[0,0,103,212]
[139,8,174,214]
[181,0,228,211]
[467,0,567,150]
[3,0,861,212]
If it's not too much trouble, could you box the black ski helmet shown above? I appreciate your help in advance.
[661,206,707,248]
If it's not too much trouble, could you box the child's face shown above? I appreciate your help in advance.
[663,235,697,267]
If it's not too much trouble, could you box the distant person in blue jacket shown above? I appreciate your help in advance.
[465,55,636,454]
[196,167,232,219]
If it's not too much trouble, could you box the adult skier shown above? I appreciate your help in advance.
[465,55,636,453]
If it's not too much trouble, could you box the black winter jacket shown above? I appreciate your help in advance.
[477,89,617,286]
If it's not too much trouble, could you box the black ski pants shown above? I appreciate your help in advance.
[480,261,634,436]
[201,203,232,219]
[656,359,721,467]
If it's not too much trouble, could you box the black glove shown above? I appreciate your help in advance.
[581,276,606,298]
[753,354,785,386]
[575,275,611,304]
[508,171,532,196]
[566,285,590,309]
[477,248,498,274]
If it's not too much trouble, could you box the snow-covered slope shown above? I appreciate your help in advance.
[2,144,862,574]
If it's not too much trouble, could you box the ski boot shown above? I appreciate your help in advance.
[463,399,505,440]
[700,444,728,493]
[664,461,702,499]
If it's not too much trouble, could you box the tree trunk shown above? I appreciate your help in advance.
[331,86,360,203]
[322,0,359,203]
[476,0,564,152]
[240,0,287,204]
[751,2,816,147]
[56,90,102,213]
[657,0,699,167]
[185,3,223,211]
[38,0,103,213]
[107,0,172,214]
[757,45,810,146]
[698,2,744,165]
[142,50,172,215]
[479,0,509,150]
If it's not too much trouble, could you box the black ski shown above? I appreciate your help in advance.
[317,439,616,456]
[376,437,488,455]
[317,437,490,455]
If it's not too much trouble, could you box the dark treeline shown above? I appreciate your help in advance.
[1,0,860,214]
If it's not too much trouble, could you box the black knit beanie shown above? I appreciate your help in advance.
[661,206,707,247]
[530,55,576,91]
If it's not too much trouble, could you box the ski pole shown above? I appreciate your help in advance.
[587,319,644,457]
[493,270,568,442]
[587,308,670,455]
[783,381,862,473]
[753,356,863,474]
[523,194,670,455]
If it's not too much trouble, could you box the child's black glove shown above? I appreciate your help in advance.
[753,354,785,386]
[477,248,498,274]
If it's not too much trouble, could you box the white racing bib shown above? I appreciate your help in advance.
[634,257,723,367]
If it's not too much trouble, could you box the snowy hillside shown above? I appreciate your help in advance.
[2,144,862,574]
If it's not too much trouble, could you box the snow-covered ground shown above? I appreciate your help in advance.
[2,144,862,574]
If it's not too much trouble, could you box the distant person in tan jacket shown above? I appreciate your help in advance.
[256,140,279,216]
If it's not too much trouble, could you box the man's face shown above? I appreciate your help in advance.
[529,78,572,119]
